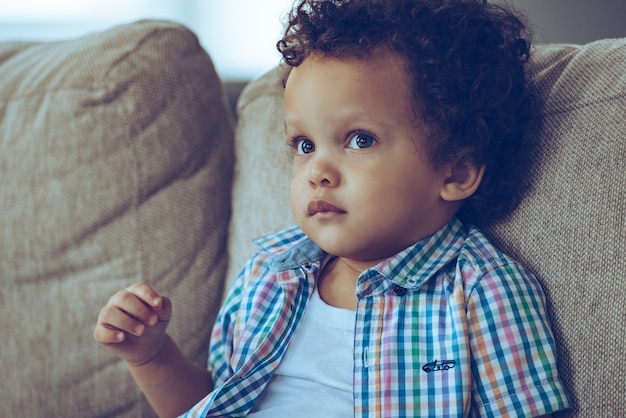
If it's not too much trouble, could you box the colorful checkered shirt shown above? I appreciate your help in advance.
[182,218,570,417]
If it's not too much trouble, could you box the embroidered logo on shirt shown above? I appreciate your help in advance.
[422,359,456,373]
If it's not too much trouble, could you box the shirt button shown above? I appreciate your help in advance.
[393,286,407,296]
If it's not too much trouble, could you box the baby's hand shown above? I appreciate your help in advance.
[94,283,172,366]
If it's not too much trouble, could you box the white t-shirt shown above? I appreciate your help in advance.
[248,286,356,417]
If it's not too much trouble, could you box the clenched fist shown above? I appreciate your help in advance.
[94,283,173,366]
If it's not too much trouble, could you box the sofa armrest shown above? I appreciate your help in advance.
[0,20,234,417]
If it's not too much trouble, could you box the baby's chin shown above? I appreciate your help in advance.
[296,215,415,261]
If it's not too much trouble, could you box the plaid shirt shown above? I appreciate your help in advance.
[183,218,570,417]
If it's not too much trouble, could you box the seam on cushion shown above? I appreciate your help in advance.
[0,25,192,103]
[103,27,165,79]
[0,85,118,105]
[103,24,197,81]
[0,42,39,65]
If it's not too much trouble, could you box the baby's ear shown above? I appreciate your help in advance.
[440,162,485,202]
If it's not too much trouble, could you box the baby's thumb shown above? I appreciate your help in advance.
[155,296,173,323]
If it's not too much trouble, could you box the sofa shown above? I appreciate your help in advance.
[0,19,624,417]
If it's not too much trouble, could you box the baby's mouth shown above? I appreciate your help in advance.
[307,200,346,216]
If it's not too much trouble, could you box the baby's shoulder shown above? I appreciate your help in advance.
[456,226,534,289]
[458,227,510,268]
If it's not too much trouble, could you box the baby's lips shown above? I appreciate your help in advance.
[307,199,345,215]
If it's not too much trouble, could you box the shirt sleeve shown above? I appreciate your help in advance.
[466,261,570,417]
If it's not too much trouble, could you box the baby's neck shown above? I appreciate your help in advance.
[317,257,375,310]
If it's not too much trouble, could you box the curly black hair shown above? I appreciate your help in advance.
[277,0,540,226]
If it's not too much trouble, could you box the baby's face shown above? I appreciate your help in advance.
[284,50,453,264]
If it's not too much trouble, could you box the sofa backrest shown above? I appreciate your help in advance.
[229,38,626,417]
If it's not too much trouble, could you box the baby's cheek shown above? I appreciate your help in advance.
[289,184,304,219]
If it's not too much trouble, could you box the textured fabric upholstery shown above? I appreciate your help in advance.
[0,20,234,417]
[229,39,626,417]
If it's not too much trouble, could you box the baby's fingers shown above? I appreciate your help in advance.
[93,322,125,344]
[97,302,151,337]
[125,282,163,310]
[106,285,158,326]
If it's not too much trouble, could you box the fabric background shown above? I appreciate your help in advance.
[229,39,626,417]
[0,21,234,417]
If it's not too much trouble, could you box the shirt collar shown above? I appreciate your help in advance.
[253,225,327,272]
[255,218,467,291]
[367,217,466,292]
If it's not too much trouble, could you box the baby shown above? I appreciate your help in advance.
[94,0,571,416]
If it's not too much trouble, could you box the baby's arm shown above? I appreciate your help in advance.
[94,283,212,418]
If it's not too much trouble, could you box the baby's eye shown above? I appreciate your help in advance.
[348,132,376,149]
[293,138,315,154]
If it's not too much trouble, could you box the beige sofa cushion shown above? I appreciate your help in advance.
[227,64,294,284]
[230,39,626,417]
[0,20,234,417]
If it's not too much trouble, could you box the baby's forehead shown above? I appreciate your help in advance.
[287,53,414,102]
